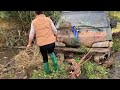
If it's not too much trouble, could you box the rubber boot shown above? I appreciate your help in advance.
[44,62,51,74]
[49,52,59,71]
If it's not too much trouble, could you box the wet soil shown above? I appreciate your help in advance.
[0,48,22,65]
[0,48,23,79]
[108,52,120,79]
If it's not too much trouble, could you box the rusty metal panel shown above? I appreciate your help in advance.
[106,28,113,40]
[78,30,107,47]
[57,28,108,48]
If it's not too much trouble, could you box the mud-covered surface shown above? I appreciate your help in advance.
[108,52,120,79]
[0,48,21,79]
[0,48,21,65]
[107,31,120,79]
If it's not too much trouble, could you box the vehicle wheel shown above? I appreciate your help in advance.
[94,55,102,65]
[94,52,111,65]
[102,56,115,68]
[102,51,115,68]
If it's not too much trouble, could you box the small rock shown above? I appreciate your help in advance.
[3,57,8,59]
[23,76,28,79]
[2,68,8,73]
[118,65,120,67]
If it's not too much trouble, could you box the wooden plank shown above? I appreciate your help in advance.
[55,47,81,53]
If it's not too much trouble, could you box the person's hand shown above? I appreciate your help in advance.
[56,35,63,42]
[27,44,31,48]
[56,35,60,42]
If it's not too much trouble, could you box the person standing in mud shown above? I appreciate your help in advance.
[27,11,59,74]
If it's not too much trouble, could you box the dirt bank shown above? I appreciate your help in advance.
[109,52,120,79]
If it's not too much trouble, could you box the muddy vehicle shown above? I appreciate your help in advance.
[55,11,117,65]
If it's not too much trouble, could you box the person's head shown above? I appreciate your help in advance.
[35,11,44,15]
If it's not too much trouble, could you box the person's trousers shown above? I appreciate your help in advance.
[40,43,55,63]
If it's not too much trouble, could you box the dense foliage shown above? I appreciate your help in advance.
[108,11,120,22]
[0,11,61,31]
[0,11,61,47]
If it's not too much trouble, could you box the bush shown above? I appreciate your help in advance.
[0,11,61,47]
[108,11,120,22]
[0,11,61,32]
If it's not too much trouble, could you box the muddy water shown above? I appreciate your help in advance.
[0,48,23,65]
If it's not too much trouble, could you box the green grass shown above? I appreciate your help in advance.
[30,56,109,79]
[30,59,69,79]
[81,61,109,79]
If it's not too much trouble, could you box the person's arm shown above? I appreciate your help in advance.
[27,22,35,47]
[50,19,58,37]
